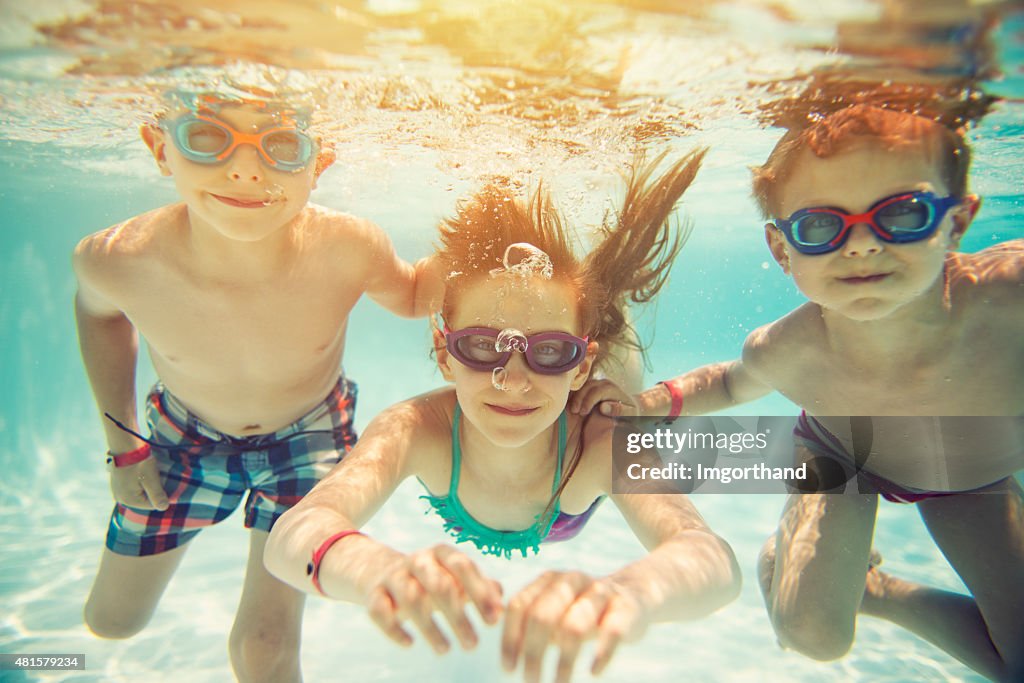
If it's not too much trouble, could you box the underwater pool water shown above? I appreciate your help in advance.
[1,2,1022,682]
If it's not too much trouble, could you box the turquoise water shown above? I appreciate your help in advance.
[1,2,1022,682]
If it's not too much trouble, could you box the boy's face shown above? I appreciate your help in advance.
[766,140,977,321]
[142,104,334,242]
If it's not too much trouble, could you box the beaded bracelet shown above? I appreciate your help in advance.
[308,530,364,596]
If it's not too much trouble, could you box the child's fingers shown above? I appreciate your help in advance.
[502,572,558,672]
[366,585,414,647]
[388,570,451,654]
[407,549,477,650]
[598,401,626,417]
[567,389,586,414]
[590,596,638,676]
[570,380,621,415]
[519,573,592,683]
[553,638,584,683]
[551,583,611,682]
[110,467,157,509]
[436,546,503,625]
[138,465,169,511]
[504,572,592,681]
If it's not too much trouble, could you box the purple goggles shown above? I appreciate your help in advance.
[444,325,589,375]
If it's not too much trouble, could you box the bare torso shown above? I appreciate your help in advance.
[79,203,384,435]
[750,242,1024,491]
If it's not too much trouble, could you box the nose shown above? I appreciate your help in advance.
[225,145,264,183]
[841,223,883,257]
[498,352,533,393]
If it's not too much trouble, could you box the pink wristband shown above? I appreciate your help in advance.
[308,530,364,596]
[107,443,152,468]
[658,379,684,422]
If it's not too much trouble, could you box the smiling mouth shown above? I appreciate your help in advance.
[486,404,538,416]
[211,193,276,208]
[838,273,891,284]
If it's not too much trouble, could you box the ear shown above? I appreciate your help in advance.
[947,194,980,249]
[433,328,456,382]
[765,223,791,274]
[313,147,336,184]
[140,124,172,176]
[569,341,600,391]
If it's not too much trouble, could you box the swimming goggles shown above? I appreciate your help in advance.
[774,191,960,255]
[444,325,588,375]
[161,113,315,171]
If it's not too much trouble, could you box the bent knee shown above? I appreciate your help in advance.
[83,599,151,639]
[756,535,777,598]
[230,625,300,683]
[772,613,855,661]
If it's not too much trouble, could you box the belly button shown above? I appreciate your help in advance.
[243,424,262,432]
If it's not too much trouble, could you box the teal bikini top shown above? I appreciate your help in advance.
[420,405,567,559]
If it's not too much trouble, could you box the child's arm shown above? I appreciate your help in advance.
[264,396,502,653]
[572,353,774,418]
[501,430,740,681]
[72,241,168,510]
[637,357,773,416]
[361,222,445,318]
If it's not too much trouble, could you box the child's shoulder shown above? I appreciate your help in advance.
[303,203,388,240]
[948,238,1024,309]
[409,386,459,428]
[302,203,399,260]
[73,204,185,278]
[392,388,460,487]
[740,303,824,377]
[949,239,1024,285]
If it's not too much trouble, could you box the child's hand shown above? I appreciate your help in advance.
[366,544,503,654]
[501,571,649,683]
[569,379,638,417]
[109,457,169,511]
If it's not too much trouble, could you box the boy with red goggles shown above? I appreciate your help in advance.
[582,105,1023,681]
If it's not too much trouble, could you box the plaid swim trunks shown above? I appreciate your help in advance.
[106,376,358,556]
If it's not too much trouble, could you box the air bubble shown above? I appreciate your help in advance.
[495,328,527,353]
[492,367,509,391]
[489,242,553,280]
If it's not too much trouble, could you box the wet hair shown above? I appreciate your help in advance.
[751,104,971,219]
[435,148,705,519]
[437,147,705,372]
[157,88,315,129]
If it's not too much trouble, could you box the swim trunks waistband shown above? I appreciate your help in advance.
[795,411,993,504]
[155,375,354,444]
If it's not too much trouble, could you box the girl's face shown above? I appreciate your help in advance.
[437,274,598,448]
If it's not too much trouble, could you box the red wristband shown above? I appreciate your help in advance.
[658,379,684,423]
[307,530,364,596]
[107,443,152,468]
